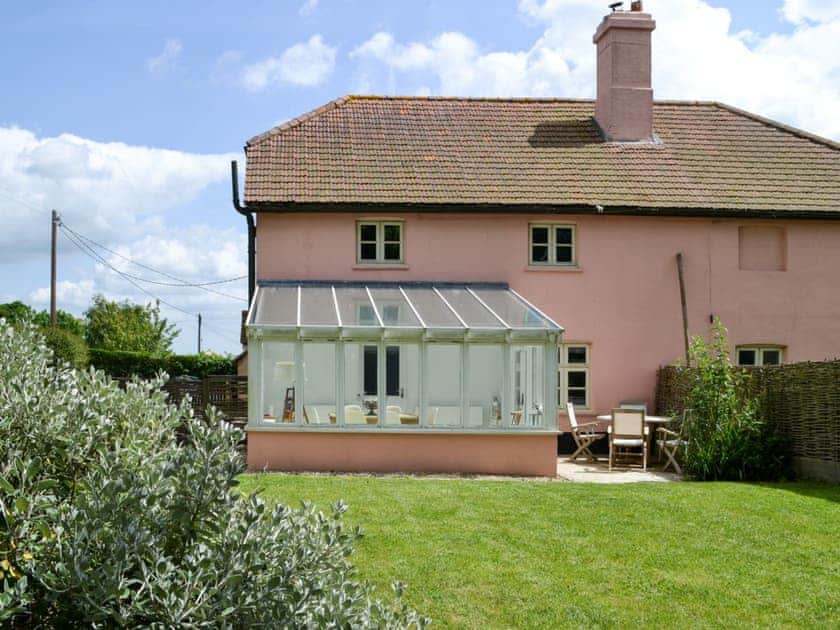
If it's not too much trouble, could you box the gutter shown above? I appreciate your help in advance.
[243,201,840,221]
[231,160,256,304]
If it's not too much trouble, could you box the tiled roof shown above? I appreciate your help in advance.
[244,96,840,215]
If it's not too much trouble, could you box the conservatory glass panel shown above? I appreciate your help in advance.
[252,286,297,325]
[343,343,377,425]
[467,345,504,427]
[436,288,499,328]
[473,289,550,329]
[369,288,421,327]
[383,344,421,426]
[402,288,463,328]
[300,287,338,326]
[261,342,296,423]
[335,287,379,327]
[511,345,545,428]
[302,343,336,425]
[426,344,462,426]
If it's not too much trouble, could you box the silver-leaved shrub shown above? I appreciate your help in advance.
[0,320,428,627]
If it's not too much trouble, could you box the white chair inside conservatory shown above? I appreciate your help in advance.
[425,407,439,425]
[385,405,402,424]
[345,404,366,424]
[303,405,320,424]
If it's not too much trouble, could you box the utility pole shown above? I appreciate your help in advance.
[50,210,59,328]
[197,313,202,353]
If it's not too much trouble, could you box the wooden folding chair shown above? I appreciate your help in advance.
[657,409,690,474]
[608,408,648,471]
[567,402,606,461]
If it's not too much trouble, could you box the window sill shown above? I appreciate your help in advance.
[353,264,410,270]
[525,265,582,273]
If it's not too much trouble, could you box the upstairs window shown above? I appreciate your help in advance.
[530,224,576,266]
[357,221,403,264]
[736,345,784,367]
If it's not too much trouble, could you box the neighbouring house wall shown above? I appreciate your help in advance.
[256,212,840,428]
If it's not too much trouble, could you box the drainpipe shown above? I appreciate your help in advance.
[231,160,256,305]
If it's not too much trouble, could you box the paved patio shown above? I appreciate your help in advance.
[556,458,681,483]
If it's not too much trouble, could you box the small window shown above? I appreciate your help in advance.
[530,224,576,266]
[559,343,590,409]
[357,221,404,264]
[737,346,784,367]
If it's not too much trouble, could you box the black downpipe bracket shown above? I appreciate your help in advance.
[231,160,256,305]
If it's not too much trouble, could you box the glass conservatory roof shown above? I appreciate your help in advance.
[248,281,562,340]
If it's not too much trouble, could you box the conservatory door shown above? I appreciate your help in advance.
[511,346,545,427]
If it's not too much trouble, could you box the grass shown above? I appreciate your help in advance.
[238,474,840,629]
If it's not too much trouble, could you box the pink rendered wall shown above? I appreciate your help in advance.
[247,431,558,476]
[256,212,840,427]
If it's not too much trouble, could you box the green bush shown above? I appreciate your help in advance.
[0,320,427,627]
[682,320,789,481]
[89,348,235,378]
[39,326,88,369]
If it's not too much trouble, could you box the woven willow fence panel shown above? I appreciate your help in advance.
[656,361,840,464]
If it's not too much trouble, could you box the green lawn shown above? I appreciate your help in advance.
[238,474,840,629]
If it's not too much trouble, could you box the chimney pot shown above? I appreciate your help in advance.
[593,8,656,142]
[631,1,643,11]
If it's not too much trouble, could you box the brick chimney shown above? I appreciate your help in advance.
[593,2,656,142]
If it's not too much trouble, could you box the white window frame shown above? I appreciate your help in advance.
[559,343,590,410]
[529,223,576,266]
[736,345,784,367]
[357,220,404,264]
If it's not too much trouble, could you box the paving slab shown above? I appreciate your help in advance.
[557,458,681,483]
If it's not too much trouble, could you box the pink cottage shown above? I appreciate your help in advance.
[235,4,840,477]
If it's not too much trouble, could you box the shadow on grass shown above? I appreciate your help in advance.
[747,481,840,504]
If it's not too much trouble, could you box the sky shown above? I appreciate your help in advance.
[1,0,838,354]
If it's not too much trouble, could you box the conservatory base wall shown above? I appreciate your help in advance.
[246,431,558,477]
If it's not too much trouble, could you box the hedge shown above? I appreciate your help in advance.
[89,348,235,378]
[41,327,89,370]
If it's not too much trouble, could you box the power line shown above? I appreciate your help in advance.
[59,222,246,302]
[60,227,196,317]
[63,222,246,287]
[61,229,243,345]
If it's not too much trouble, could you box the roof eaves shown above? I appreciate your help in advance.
[713,102,840,151]
[244,201,840,219]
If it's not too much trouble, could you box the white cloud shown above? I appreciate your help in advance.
[241,35,336,90]
[299,0,318,16]
[781,0,840,24]
[350,0,840,140]
[0,126,237,263]
[146,38,183,76]
[30,280,95,310]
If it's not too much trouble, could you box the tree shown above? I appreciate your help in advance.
[0,301,85,337]
[84,295,178,354]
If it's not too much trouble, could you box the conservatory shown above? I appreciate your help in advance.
[245,281,563,476]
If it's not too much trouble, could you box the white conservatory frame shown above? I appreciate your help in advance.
[246,281,563,433]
